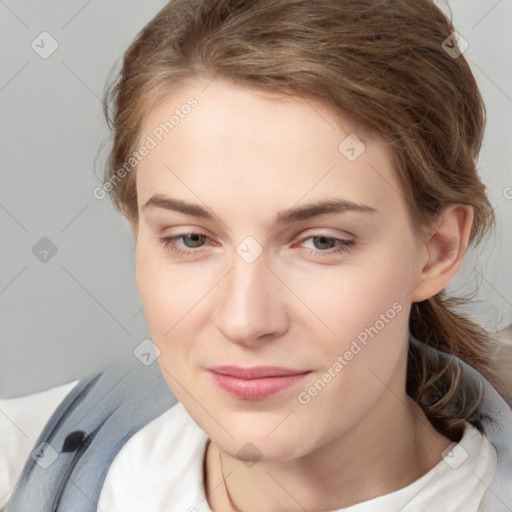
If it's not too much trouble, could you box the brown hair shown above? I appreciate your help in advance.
[102,0,508,440]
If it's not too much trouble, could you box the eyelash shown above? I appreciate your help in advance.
[157,233,355,258]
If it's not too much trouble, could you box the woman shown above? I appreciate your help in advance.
[2,0,511,510]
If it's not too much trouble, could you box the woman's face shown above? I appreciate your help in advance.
[133,77,428,461]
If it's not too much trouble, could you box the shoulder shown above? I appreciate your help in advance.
[97,401,209,509]
[0,379,79,508]
[5,357,179,511]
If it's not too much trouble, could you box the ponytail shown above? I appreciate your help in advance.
[408,293,511,440]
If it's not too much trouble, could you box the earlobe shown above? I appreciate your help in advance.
[409,205,474,303]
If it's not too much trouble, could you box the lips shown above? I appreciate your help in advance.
[208,366,311,400]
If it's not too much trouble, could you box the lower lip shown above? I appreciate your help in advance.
[209,371,310,400]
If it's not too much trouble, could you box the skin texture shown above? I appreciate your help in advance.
[131,76,474,511]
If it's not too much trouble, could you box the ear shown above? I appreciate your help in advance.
[409,204,474,303]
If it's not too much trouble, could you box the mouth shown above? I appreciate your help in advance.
[207,366,312,400]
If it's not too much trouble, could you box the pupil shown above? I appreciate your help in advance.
[313,236,335,250]
[184,234,204,248]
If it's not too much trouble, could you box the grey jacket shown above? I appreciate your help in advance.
[5,336,512,511]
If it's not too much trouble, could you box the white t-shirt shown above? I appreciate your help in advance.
[0,380,498,512]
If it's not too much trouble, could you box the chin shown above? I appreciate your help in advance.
[221,437,306,464]
[211,415,319,463]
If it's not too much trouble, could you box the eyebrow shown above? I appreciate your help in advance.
[141,194,378,225]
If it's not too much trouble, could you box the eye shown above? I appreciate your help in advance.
[298,235,355,257]
[157,232,355,259]
[173,233,207,248]
[157,232,211,256]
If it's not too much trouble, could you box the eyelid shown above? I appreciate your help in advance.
[296,227,355,241]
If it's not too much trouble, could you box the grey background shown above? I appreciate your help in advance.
[1,0,511,397]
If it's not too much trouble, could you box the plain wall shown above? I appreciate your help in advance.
[1,0,511,397]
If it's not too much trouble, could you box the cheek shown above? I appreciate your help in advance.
[287,244,415,392]
[135,243,204,336]
[135,241,218,391]
[135,250,197,393]
[288,245,412,334]
[293,260,412,434]
[136,256,173,335]
[332,248,414,378]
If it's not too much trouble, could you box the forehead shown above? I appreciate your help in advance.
[139,77,378,150]
[135,77,402,220]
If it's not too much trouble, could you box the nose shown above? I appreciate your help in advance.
[213,254,289,347]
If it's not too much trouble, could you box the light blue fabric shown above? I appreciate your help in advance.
[5,355,178,512]
[5,336,512,511]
